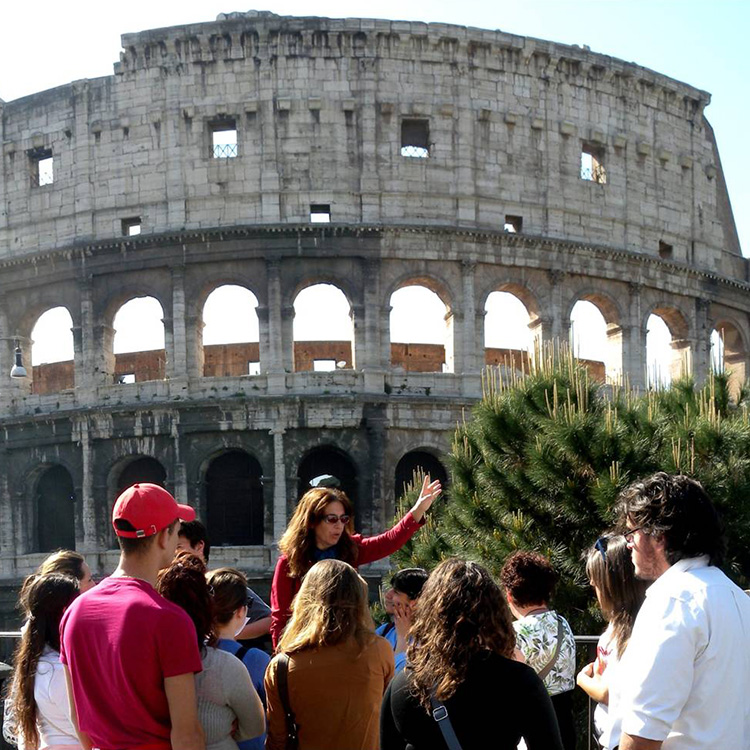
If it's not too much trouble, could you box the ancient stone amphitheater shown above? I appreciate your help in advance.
[0,11,745,612]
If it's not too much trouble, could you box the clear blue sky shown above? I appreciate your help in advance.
[1,0,747,255]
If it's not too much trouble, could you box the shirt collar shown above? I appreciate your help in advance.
[646,555,710,598]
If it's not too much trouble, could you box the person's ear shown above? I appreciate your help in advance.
[156,525,171,550]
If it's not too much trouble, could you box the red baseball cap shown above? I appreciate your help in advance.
[112,483,195,538]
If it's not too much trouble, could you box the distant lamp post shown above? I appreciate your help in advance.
[10,340,28,378]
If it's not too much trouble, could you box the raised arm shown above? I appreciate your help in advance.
[356,477,442,567]
[164,673,205,750]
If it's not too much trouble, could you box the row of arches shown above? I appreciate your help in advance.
[29,447,448,553]
[23,283,748,393]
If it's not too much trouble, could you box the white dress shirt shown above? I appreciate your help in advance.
[617,556,750,749]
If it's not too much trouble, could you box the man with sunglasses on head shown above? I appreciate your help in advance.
[614,472,750,750]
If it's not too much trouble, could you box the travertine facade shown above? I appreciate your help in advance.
[0,12,746,610]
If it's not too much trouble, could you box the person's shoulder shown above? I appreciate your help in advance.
[243,646,271,670]
[369,633,395,658]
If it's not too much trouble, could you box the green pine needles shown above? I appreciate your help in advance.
[392,346,750,633]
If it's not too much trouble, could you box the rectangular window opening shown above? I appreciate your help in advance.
[313,359,336,372]
[310,204,331,223]
[504,215,523,233]
[580,143,606,184]
[248,361,261,375]
[30,148,54,187]
[117,373,136,384]
[121,217,142,236]
[210,119,238,159]
[659,241,674,259]
[401,119,430,158]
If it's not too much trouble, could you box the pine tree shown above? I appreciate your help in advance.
[392,348,750,633]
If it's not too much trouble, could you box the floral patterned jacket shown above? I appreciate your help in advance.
[513,610,576,696]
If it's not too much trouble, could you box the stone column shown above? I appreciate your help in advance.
[351,304,365,370]
[76,417,98,552]
[361,259,385,376]
[280,305,295,374]
[169,267,189,382]
[270,426,288,545]
[692,298,711,385]
[94,325,116,385]
[542,270,570,352]
[622,283,647,391]
[266,260,286,392]
[0,461,16,577]
[363,404,389,535]
[256,304,270,373]
[455,88,476,224]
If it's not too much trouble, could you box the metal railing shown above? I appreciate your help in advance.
[212,143,238,158]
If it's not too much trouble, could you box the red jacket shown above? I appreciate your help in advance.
[270,511,424,647]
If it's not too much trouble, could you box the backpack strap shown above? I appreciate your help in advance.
[276,654,299,748]
[430,692,464,750]
[233,644,250,663]
[536,614,565,683]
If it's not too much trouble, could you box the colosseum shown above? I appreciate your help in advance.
[0,11,746,621]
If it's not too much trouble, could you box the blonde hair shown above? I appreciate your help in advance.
[277,559,374,654]
[278,488,358,578]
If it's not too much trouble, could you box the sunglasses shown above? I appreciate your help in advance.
[321,513,350,525]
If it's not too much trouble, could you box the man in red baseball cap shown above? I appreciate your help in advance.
[60,483,205,750]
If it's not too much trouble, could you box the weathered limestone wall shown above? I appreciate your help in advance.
[0,13,743,278]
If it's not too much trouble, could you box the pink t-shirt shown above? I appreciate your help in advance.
[60,576,202,750]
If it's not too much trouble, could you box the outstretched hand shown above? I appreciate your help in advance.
[410,475,442,523]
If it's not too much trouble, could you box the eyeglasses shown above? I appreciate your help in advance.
[321,513,350,525]
[594,537,609,561]
[624,525,647,543]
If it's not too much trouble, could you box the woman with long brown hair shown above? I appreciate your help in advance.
[576,534,647,750]
[270,475,441,646]
[7,573,81,750]
[265,559,394,750]
[380,558,563,750]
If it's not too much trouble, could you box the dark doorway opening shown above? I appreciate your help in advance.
[117,456,167,493]
[36,465,76,552]
[206,451,264,546]
[297,447,358,503]
[394,451,448,501]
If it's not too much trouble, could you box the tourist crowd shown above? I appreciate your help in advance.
[3,471,749,750]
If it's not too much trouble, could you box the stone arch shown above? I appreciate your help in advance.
[31,463,76,553]
[28,306,76,394]
[291,282,355,372]
[200,284,261,377]
[394,448,448,502]
[296,445,358,504]
[711,318,749,398]
[203,449,264,546]
[111,296,167,383]
[388,274,455,374]
[646,304,692,385]
[567,290,624,384]
[483,283,540,369]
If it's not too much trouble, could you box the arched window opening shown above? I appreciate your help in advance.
[117,457,167,494]
[390,285,452,373]
[31,307,75,394]
[646,314,674,388]
[293,284,354,372]
[113,297,166,383]
[297,447,358,504]
[570,300,622,384]
[206,450,264,546]
[711,323,747,399]
[394,451,448,502]
[484,292,532,371]
[36,465,75,552]
[202,285,260,376]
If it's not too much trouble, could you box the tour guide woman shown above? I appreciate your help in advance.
[270,475,441,646]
